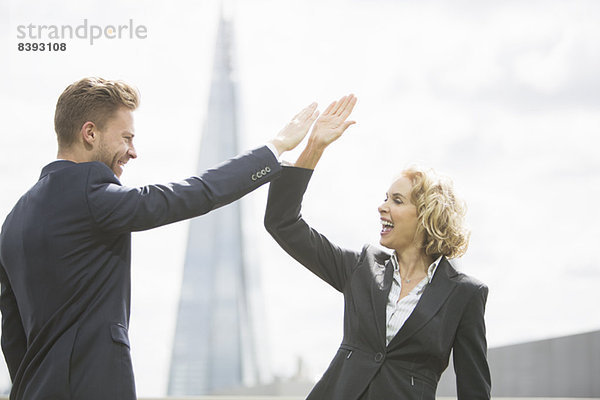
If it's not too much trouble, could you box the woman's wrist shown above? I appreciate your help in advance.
[295,138,327,169]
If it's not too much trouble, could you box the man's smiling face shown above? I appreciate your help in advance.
[94,107,137,178]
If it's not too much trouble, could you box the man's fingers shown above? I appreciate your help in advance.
[293,102,318,121]
[301,102,318,120]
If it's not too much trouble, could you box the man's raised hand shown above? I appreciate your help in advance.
[270,102,320,156]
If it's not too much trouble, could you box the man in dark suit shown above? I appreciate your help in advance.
[0,77,319,399]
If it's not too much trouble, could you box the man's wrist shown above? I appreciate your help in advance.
[265,142,281,160]
[268,139,286,157]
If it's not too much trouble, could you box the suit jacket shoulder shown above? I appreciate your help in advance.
[451,264,488,293]
[358,244,391,267]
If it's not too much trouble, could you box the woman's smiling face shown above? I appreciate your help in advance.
[378,176,420,253]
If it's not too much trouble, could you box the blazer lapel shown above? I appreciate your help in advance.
[387,257,458,349]
[370,258,394,346]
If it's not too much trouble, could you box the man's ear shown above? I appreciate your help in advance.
[81,121,97,146]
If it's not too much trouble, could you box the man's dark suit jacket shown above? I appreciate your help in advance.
[264,166,491,400]
[0,146,280,399]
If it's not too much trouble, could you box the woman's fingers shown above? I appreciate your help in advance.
[339,95,357,120]
[322,100,337,115]
[330,95,347,115]
[323,94,356,119]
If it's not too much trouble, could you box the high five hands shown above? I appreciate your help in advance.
[269,94,358,169]
[296,94,357,169]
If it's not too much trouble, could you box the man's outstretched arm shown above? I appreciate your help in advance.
[87,102,320,233]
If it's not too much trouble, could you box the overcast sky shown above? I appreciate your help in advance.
[1,0,600,395]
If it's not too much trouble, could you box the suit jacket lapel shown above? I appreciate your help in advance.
[370,258,394,346]
[387,257,458,349]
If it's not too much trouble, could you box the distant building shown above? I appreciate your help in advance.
[437,330,600,397]
[214,358,315,397]
[167,11,264,395]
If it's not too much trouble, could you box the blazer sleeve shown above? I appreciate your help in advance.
[264,166,361,292]
[86,145,281,233]
[453,284,492,399]
[0,260,26,381]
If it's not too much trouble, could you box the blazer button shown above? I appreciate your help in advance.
[374,352,384,363]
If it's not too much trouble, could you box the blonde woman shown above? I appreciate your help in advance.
[264,95,491,399]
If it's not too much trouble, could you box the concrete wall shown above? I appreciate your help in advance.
[437,330,600,397]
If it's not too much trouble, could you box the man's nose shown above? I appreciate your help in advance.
[128,145,137,159]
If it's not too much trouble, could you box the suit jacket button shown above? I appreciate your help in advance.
[374,352,384,363]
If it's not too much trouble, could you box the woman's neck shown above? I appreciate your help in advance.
[395,247,434,280]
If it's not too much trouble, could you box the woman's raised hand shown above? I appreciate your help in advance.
[294,94,357,169]
[309,94,357,147]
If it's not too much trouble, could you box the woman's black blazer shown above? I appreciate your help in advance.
[264,166,491,400]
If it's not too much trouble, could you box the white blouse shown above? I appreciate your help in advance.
[385,254,442,346]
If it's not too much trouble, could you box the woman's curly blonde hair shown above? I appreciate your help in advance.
[402,166,470,259]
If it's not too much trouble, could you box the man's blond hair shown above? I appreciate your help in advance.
[54,77,140,148]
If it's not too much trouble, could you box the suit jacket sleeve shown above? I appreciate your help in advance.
[86,145,281,233]
[264,166,361,292]
[0,259,26,380]
[453,284,492,399]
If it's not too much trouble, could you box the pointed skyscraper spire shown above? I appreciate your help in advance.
[167,5,261,395]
